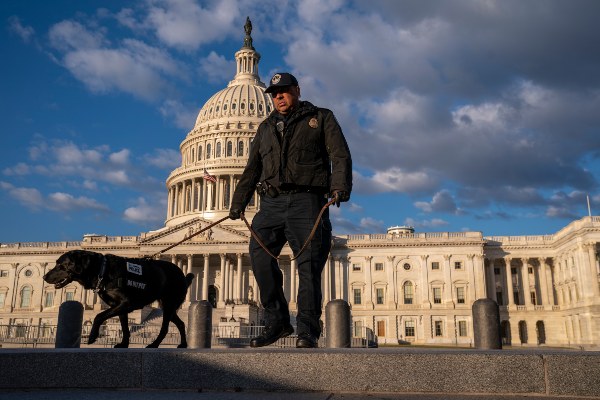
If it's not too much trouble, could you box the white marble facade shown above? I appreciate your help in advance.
[1,26,599,348]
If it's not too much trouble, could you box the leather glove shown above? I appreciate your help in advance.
[229,208,242,220]
[332,190,350,207]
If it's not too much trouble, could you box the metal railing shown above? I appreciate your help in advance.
[0,323,377,348]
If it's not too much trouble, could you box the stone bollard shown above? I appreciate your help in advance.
[188,300,212,348]
[472,298,502,349]
[325,299,351,348]
[55,301,84,348]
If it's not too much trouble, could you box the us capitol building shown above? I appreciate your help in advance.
[1,23,599,348]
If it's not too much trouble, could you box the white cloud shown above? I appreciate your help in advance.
[7,16,35,43]
[353,168,438,194]
[3,162,30,176]
[123,197,165,224]
[404,217,449,230]
[199,51,235,84]
[159,100,198,130]
[414,190,462,214]
[144,0,240,50]
[47,192,109,212]
[143,148,181,170]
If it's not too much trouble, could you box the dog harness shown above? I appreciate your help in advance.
[94,256,108,293]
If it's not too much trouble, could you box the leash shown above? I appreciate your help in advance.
[148,216,229,259]
[149,199,335,261]
[240,198,335,261]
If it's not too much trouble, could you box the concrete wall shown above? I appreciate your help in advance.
[1,348,599,398]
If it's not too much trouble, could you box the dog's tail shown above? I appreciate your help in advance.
[185,273,195,288]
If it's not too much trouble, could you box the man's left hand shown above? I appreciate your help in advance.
[332,190,350,207]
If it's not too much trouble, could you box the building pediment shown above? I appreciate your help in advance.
[140,217,249,247]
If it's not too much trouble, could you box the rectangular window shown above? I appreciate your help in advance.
[511,267,517,275]
[404,284,414,304]
[65,291,75,301]
[0,292,5,307]
[494,268,500,275]
[352,264,361,272]
[496,291,504,306]
[456,287,465,304]
[458,321,468,336]
[431,262,440,270]
[531,291,537,305]
[0,270,8,278]
[454,261,462,270]
[377,320,385,337]
[405,320,415,337]
[376,288,384,304]
[353,288,362,305]
[44,292,54,307]
[353,320,363,337]
[433,287,442,304]
[528,267,533,274]
[513,291,520,305]
[434,320,443,337]
[375,262,384,271]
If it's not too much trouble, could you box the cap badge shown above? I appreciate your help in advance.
[309,117,318,128]
[271,74,281,84]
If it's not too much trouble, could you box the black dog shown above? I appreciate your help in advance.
[44,250,194,348]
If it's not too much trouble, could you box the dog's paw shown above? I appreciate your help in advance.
[114,342,129,348]
[177,343,188,349]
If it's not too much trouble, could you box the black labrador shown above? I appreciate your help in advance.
[43,250,194,348]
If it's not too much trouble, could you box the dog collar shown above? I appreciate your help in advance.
[94,256,107,293]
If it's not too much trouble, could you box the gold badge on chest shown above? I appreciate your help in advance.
[309,117,318,128]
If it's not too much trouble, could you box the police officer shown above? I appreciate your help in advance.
[229,72,352,348]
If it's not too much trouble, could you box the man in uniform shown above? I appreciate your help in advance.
[229,72,352,348]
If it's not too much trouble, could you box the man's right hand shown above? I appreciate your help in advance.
[229,208,242,220]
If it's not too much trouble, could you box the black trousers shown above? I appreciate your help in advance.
[249,192,332,338]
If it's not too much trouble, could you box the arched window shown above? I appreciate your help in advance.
[403,281,413,304]
[206,143,212,159]
[216,142,222,158]
[226,141,233,157]
[237,141,244,156]
[20,286,32,308]
[191,148,195,163]
[198,145,203,160]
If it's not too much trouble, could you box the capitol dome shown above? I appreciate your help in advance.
[165,18,273,228]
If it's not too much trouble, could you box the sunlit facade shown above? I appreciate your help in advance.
[1,24,599,348]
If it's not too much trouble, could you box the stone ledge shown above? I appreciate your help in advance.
[0,348,598,398]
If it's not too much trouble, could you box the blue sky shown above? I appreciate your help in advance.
[1,0,600,243]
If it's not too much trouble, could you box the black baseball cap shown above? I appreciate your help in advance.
[264,72,299,93]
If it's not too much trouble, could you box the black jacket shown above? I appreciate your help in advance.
[231,101,352,210]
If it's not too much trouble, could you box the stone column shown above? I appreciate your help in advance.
[522,258,532,306]
[585,243,600,297]
[420,255,430,306]
[504,257,514,306]
[364,256,374,309]
[186,254,194,303]
[218,254,226,307]
[386,256,396,307]
[323,255,331,303]
[236,253,243,304]
[473,255,486,299]
[174,184,180,215]
[202,254,209,301]
[539,258,550,307]
[443,255,453,304]
[486,258,496,301]
[290,258,297,308]
[467,254,476,303]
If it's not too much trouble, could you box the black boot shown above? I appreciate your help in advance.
[250,324,294,348]
[296,333,318,348]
